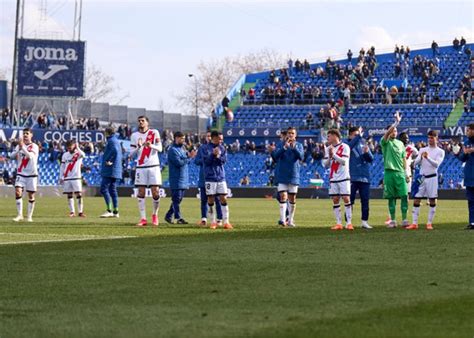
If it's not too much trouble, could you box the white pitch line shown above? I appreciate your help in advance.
[0,234,136,245]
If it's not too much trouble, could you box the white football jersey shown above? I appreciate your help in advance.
[11,143,39,176]
[324,143,350,182]
[61,149,85,180]
[405,144,419,176]
[415,146,445,176]
[130,129,162,168]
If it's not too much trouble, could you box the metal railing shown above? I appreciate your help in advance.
[242,90,457,106]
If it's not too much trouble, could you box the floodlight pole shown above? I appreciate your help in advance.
[10,0,22,126]
[69,0,83,130]
[188,73,199,133]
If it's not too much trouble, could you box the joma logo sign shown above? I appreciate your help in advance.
[24,46,78,61]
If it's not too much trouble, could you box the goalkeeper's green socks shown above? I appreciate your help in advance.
[388,199,396,220]
[400,196,408,220]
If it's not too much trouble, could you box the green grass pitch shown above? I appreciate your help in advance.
[0,196,473,338]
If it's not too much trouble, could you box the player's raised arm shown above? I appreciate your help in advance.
[76,145,86,158]
[383,111,402,141]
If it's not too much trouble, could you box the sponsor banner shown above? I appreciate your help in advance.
[17,39,86,97]
[224,127,282,138]
[224,128,320,138]
[0,128,105,143]
[365,126,469,138]
[224,126,470,139]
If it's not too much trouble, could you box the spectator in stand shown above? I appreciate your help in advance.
[230,139,240,153]
[431,40,439,57]
[347,49,353,62]
[221,96,230,111]
[248,87,255,100]
[294,59,302,72]
[453,37,460,50]
[394,45,400,60]
[249,141,256,155]
[394,62,402,77]
[288,58,293,75]
[305,112,314,130]
[303,59,310,72]
[460,36,466,51]
[240,175,250,186]
[465,46,472,59]
[239,88,246,104]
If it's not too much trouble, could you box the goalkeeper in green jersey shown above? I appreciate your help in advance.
[380,111,410,228]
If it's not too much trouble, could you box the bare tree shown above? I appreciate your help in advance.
[84,64,129,104]
[176,48,286,116]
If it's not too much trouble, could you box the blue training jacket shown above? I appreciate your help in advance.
[101,134,123,179]
[201,143,227,182]
[271,148,280,185]
[345,134,374,184]
[271,141,304,185]
[167,143,190,190]
[194,143,206,188]
[456,136,474,187]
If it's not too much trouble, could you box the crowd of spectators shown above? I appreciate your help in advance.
[243,38,470,107]
[1,108,133,140]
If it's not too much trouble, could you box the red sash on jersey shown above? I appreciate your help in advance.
[138,130,155,165]
[330,145,344,179]
[18,145,33,173]
[64,152,80,178]
[406,146,413,159]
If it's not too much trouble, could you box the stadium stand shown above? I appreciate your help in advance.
[0,43,471,191]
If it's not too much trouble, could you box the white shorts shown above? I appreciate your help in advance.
[329,179,350,196]
[414,176,438,199]
[277,183,299,194]
[205,181,228,195]
[63,179,82,194]
[135,166,162,187]
[15,175,38,192]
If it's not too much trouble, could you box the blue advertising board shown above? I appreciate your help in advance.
[0,128,104,144]
[17,39,86,97]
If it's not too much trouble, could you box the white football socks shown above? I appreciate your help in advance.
[68,198,75,214]
[138,197,146,219]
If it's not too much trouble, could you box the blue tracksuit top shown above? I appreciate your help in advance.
[271,141,304,185]
[456,136,474,187]
[194,143,206,188]
[101,134,123,179]
[167,143,190,190]
[202,143,227,182]
[345,134,374,184]
[271,147,280,185]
